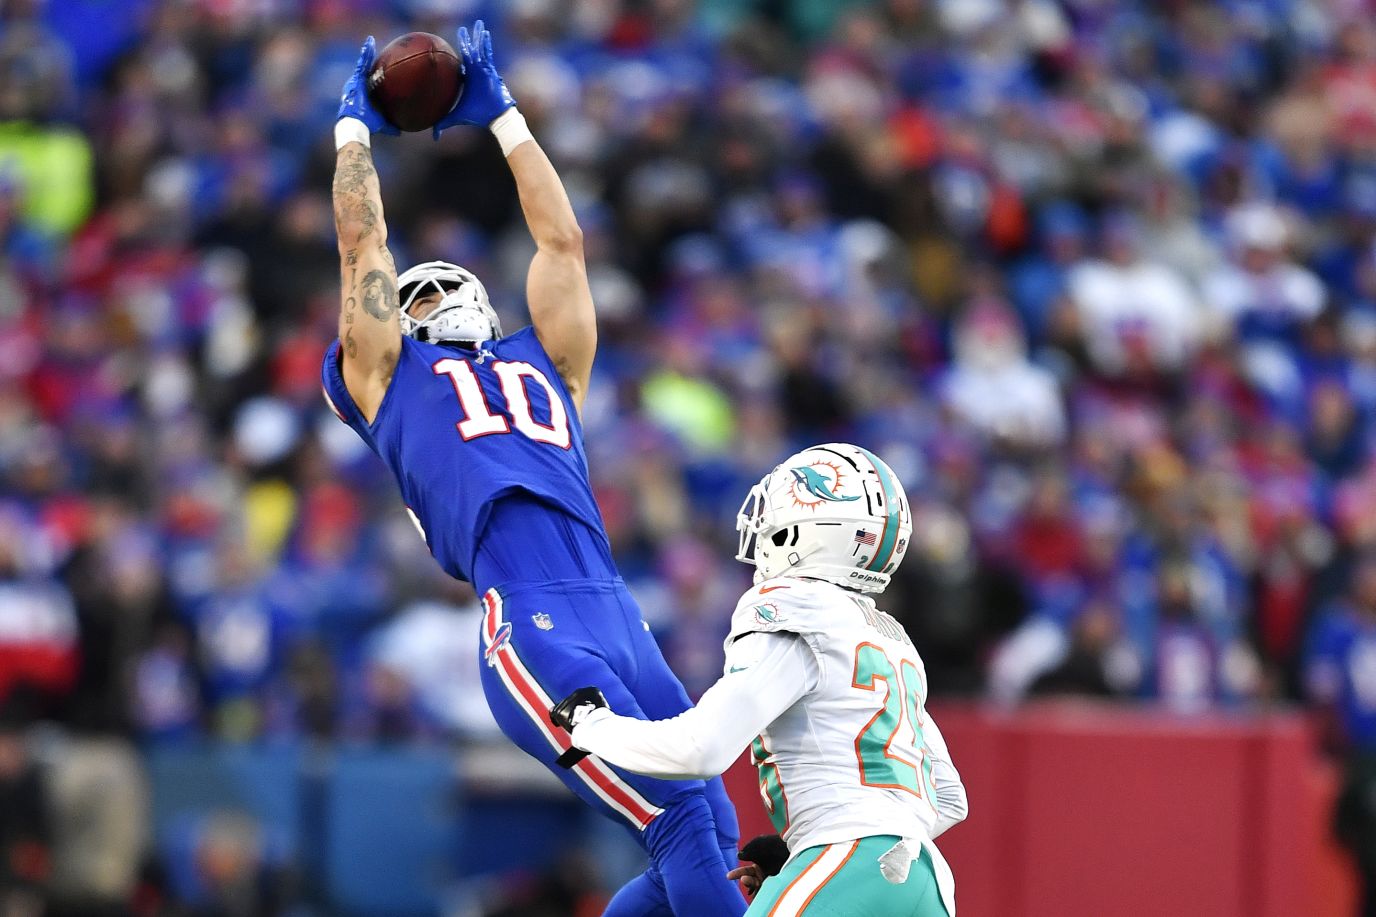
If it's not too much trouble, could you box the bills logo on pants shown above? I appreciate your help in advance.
[480,588,663,829]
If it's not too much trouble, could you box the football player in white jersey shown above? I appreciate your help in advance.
[550,443,967,916]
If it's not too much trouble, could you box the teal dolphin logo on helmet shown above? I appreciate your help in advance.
[790,465,860,505]
[737,444,912,595]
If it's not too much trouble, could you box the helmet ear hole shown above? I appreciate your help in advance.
[771,528,791,547]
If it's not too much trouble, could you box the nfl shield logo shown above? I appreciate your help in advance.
[532,613,554,631]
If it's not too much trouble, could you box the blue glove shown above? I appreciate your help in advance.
[432,19,517,140]
[337,36,400,136]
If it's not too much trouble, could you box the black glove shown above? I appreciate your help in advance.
[739,834,790,878]
[549,686,608,732]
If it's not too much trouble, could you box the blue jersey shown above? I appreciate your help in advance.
[321,327,612,587]
[324,332,744,917]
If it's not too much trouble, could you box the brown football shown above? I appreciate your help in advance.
[367,32,463,133]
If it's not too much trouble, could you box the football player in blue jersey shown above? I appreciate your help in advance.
[324,20,744,917]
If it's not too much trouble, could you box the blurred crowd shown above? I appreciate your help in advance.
[7,0,1376,910]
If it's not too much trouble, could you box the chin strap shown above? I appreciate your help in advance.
[414,325,478,348]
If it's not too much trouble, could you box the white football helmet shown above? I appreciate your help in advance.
[736,443,912,594]
[397,261,503,345]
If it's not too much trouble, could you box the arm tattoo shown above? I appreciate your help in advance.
[334,147,375,199]
[334,198,378,242]
[359,269,398,321]
[332,147,383,246]
[334,147,398,381]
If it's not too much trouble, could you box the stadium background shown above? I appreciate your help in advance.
[1,0,1375,913]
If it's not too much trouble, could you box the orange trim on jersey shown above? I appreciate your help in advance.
[900,657,940,814]
[851,642,924,801]
[753,734,792,835]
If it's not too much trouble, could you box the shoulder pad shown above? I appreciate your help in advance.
[497,325,537,349]
[725,578,842,649]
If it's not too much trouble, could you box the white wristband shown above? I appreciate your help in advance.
[334,117,371,150]
[489,108,533,157]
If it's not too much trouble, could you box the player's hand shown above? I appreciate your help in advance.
[432,18,516,139]
[731,834,789,901]
[727,863,764,901]
[337,36,400,136]
[549,686,608,731]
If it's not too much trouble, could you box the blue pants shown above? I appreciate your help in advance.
[478,579,745,917]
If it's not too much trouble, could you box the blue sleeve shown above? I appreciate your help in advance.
[320,340,380,453]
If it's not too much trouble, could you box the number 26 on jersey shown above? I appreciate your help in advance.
[853,643,939,807]
[433,358,571,449]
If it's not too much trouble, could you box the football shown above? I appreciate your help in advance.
[367,32,462,133]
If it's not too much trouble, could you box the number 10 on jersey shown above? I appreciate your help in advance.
[433,358,571,448]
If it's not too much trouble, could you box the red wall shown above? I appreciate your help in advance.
[722,701,1360,917]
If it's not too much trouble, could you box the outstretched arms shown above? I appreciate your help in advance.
[334,143,400,422]
[333,38,401,424]
[508,140,596,413]
[435,22,596,413]
[551,632,817,780]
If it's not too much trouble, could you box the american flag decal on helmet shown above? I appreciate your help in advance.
[854,529,877,546]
